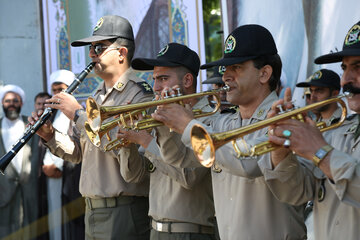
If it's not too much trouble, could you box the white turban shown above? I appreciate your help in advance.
[49,69,75,87]
[0,84,26,103]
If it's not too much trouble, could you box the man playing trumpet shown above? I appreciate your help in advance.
[116,43,218,239]
[150,25,307,239]
[259,20,360,240]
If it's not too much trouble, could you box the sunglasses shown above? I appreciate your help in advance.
[89,44,120,55]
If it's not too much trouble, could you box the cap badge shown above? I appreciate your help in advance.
[94,17,104,32]
[157,45,169,56]
[224,35,236,54]
[311,70,322,80]
[345,24,360,46]
[218,66,226,75]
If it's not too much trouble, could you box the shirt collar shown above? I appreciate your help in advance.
[94,67,136,95]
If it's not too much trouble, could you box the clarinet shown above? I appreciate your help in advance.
[0,62,95,174]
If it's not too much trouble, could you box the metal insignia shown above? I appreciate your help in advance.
[224,35,236,54]
[212,163,222,173]
[148,162,156,173]
[345,24,360,46]
[257,109,265,118]
[117,82,124,89]
[318,179,326,202]
[157,45,169,56]
[311,70,322,80]
[94,17,104,32]
[136,82,153,93]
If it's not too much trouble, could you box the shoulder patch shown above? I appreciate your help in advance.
[136,81,153,94]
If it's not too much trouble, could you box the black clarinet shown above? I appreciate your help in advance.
[0,62,95,174]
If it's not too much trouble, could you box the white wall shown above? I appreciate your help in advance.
[0,0,44,116]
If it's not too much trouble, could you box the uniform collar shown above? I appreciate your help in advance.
[248,91,278,121]
[94,67,136,95]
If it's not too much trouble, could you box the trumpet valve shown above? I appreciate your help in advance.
[175,88,182,96]
[106,132,111,141]
[276,104,285,113]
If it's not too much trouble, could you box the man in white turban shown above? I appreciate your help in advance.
[0,84,40,238]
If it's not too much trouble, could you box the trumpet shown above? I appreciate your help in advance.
[85,86,230,150]
[191,93,350,167]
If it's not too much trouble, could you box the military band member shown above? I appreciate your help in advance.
[29,16,153,239]
[261,20,360,240]
[117,43,217,240]
[151,25,307,239]
[296,69,342,125]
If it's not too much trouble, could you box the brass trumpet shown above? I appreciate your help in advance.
[191,93,350,167]
[85,86,230,150]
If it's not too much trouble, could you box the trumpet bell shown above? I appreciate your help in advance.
[86,97,101,132]
[191,124,216,168]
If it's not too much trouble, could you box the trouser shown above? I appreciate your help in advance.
[85,196,150,240]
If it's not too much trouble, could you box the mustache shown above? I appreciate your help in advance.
[343,84,360,94]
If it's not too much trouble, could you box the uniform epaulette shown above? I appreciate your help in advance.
[136,81,153,94]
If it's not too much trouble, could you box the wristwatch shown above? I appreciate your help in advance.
[312,145,334,167]
[73,108,84,123]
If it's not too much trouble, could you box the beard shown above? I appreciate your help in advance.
[3,105,21,120]
[316,104,330,113]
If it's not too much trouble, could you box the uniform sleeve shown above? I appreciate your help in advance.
[144,136,210,190]
[328,149,360,208]
[258,153,315,206]
[44,126,82,164]
[157,125,203,168]
[117,143,150,183]
[214,135,268,178]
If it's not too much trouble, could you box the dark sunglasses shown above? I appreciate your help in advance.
[89,44,120,55]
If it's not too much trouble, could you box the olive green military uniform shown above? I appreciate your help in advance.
[120,97,217,240]
[180,92,307,240]
[45,68,153,240]
[259,114,360,240]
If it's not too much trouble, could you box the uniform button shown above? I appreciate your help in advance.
[335,220,339,225]
[351,147,355,152]
[230,197,233,201]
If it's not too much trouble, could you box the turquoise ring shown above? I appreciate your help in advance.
[282,130,292,138]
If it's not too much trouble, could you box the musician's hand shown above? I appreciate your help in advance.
[267,87,294,118]
[152,103,194,134]
[28,110,55,142]
[42,164,62,178]
[267,88,294,167]
[45,92,82,120]
[117,127,153,149]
